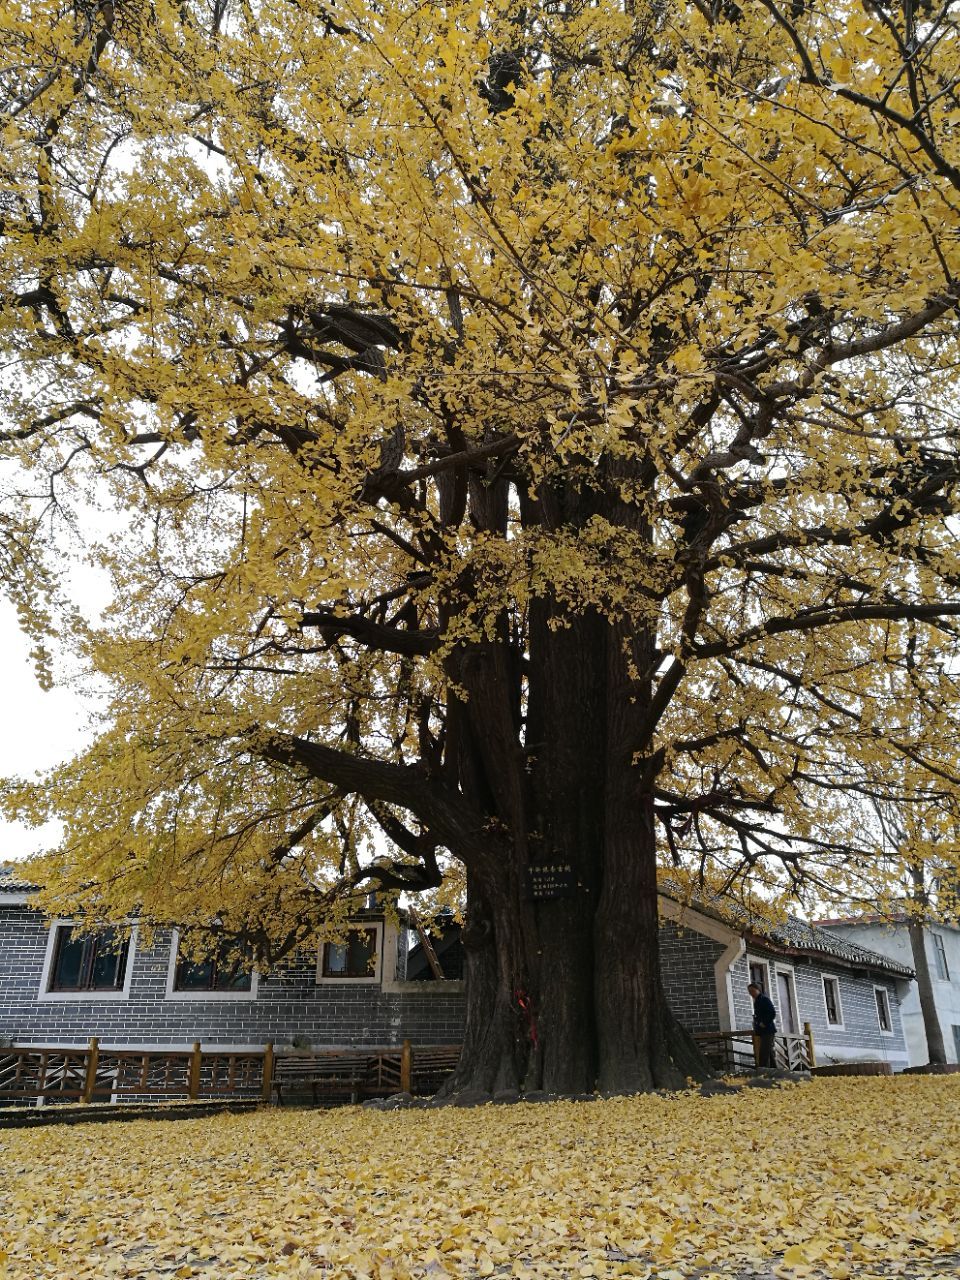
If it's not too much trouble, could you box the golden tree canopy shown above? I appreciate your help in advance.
[3,0,960,951]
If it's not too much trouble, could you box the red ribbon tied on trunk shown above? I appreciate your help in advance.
[514,986,539,1048]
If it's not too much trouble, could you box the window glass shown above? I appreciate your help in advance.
[749,961,767,991]
[933,933,950,981]
[175,957,217,991]
[322,927,377,978]
[823,977,842,1025]
[173,937,252,992]
[347,930,375,976]
[875,987,892,1032]
[51,932,87,989]
[221,960,252,990]
[776,970,798,1034]
[50,926,129,992]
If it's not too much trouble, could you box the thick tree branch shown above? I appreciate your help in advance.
[695,602,960,659]
[299,609,439,656]
[257,732,490,863]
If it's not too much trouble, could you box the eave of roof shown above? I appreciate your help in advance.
[814,914,908,927]
[743,919,914,978]
[0,864,38,894]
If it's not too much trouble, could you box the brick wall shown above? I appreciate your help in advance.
[659,918,725,1033]
[0,900,910,1066]
[0,905,465,1050]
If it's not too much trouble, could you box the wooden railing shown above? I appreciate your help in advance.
[0,1042,268,1106]
[694,1024,816,1074]
[0,1040,461,1107]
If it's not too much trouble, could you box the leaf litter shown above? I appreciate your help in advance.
[0,1077,958,1279]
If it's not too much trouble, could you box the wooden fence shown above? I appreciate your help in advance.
[694,1024,816,1073]
[0,1041,461,1107]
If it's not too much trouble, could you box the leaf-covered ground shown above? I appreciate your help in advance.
[1,1077,958,1280]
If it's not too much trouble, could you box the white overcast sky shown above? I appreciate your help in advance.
[0,597,97,863]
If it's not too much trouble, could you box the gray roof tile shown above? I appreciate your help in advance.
[660,880,914,978]
[0,864,38,893]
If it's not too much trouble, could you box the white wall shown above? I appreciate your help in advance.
[820,921,960,1066]
[925,924,960,1062]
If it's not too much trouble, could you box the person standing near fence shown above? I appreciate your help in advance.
[748,981,777,1068]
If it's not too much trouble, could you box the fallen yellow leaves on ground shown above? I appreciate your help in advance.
[1,1077,958,1280]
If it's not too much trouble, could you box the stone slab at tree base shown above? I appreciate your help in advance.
[810,1061,893,1077]
[901,1062,960,1074]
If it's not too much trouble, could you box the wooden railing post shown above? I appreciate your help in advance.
[82,1037,100,1105]
[400,1039,412,1094]
[188,1042,202,1099]
[262,1042,275,1103]
[803,1021,816,1069]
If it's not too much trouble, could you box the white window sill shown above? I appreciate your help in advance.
[316,976,381,985]
[37,990,131,1002]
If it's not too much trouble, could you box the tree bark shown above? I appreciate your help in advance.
[444,862,533,1095]
[594,615,708,1092]
[907,865,947,1066]
[441,604,708,1098]
[446,769,707,1097]
[907,916,947,1066]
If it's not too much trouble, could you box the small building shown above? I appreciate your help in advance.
[815,914,960,1066]
[0,868,911,1072]
[658,889,914,1072]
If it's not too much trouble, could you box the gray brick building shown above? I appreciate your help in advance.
[659,891,913,1070]
[0,869,911,1069]
[0,872,465,1052]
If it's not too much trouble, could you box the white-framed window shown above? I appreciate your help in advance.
[932,932,950,981]
[821,975,844,1028]
[747,957,771,995]
[874,985,893,1035]
[317,924,382,984]
[165,929,259,1001]
[38,921,136,1001]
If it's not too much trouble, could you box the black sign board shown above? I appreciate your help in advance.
[527,862,576,901]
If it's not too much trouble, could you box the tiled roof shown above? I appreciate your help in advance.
[0,864,38,893]
[660,880,914,978]
[761,913,914,977]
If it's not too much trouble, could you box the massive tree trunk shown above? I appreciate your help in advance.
[445,789,707,1096]
[447,856,600,1096]
[441,594,708,1098]
[442,601,607,1097]
[594,614,707,1092]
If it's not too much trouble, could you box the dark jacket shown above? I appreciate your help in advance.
[752,992,777,1035]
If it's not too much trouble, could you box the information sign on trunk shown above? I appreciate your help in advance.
[527,863,576,901]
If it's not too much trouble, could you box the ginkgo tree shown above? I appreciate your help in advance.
[4,0,960,1095]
